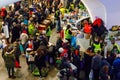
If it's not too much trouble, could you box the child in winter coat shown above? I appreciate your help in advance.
[28,51,35,72]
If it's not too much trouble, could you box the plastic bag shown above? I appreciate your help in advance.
[89,69,93,80]
[32,67,40,76]
[15,60,20,68]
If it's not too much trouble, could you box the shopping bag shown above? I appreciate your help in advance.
[32,67,40,76]
[89,69,93,80]
[50,57,53,64]
[15,60,20,68]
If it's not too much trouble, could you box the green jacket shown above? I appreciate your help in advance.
[3,51,15,68]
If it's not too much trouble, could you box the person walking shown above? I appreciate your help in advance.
[65,25,72,43]
[34,47,47,78]
[91,51,102,80]
[46,25,51,41]
[3,45,16,79]
[11,22,20,43]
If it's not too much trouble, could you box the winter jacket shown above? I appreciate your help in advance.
[34,54,46,69]
[3,51,15,68]
[91,54,102,70]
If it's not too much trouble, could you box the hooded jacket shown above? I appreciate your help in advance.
[3,51,15,67]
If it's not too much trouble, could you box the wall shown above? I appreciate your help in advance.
[81,0,106,26]
[81,0,120,29]
[0,0,20,8]
[100,0,120,29]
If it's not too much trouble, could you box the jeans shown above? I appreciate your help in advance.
[29,62,35,72]
[6,67,14,77]
[55,19,61,32]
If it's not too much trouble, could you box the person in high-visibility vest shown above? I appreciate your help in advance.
[65,25,72,43]
[69,2,75,12]
[60,7,66,15]
[92,37,102,53]
[111,39,120,52]
[55,8,61,32]
[46,26,51,41]
[93,43,102,53]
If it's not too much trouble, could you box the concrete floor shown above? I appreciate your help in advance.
[0,29,59,80]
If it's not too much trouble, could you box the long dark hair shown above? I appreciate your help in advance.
[36,46,46,57]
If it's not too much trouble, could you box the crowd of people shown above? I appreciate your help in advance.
[0,0,120,80]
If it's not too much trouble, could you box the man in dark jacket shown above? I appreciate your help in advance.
[91,51,102,80]
[11,22,20,43]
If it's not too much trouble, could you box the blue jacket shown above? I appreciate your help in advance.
[112,58,120,80]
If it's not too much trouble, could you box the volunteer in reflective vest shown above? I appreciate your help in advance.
[69,2,75,12]
[92,37,102,53]
[65,25,72,43]
[93,43,101,53]
[46,26,51,41]
[111,39,120,52]
[55,8,61,32]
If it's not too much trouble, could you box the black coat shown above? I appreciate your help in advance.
[34,54,46,69]
[11,26,20,43]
